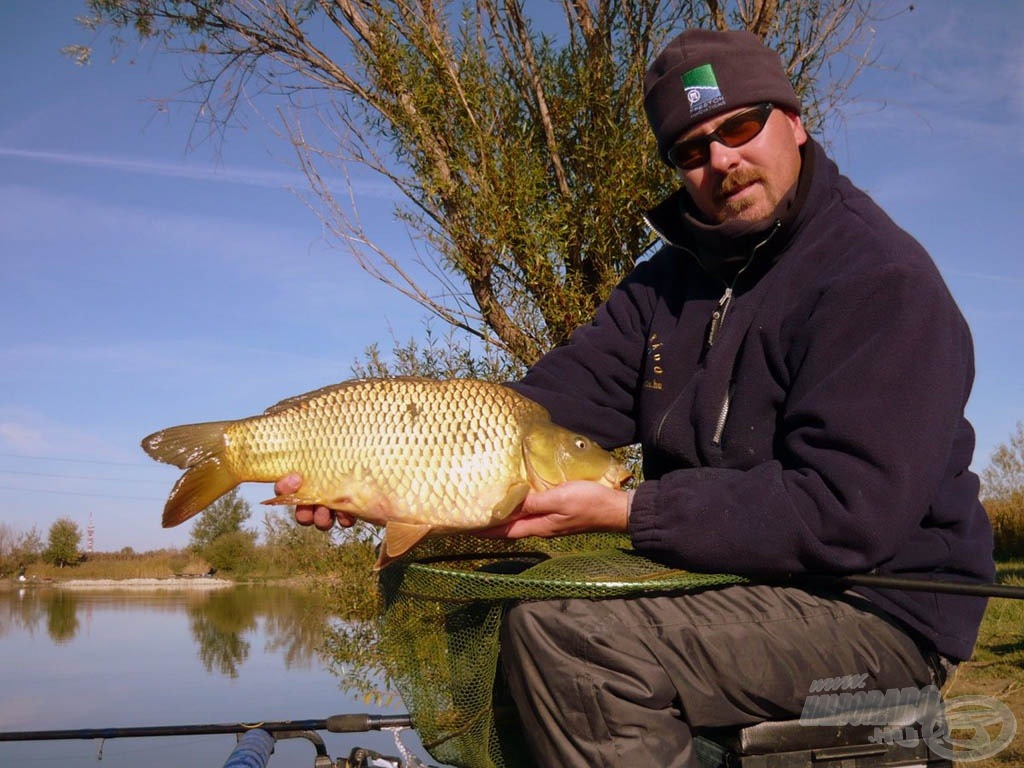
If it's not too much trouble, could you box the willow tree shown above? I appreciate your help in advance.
[70,0,892,367]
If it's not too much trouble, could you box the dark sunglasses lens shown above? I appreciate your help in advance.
[718,110,770,147]
[668,141,707,170]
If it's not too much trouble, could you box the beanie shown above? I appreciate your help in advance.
[643,29,800,166]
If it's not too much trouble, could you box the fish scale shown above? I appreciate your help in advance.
[142,377,630,568]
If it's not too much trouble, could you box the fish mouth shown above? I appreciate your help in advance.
[604,465,633,489]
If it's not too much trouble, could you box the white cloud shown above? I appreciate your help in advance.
[0,420,48,455]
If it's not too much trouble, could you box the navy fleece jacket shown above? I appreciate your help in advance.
[514,140,995,661]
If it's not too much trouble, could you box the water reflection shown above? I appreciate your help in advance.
[46,590,79,644]
[189,589,256,677]
[0,584,333,676]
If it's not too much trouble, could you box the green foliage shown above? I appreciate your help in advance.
[262,509,349,575]
[0,523,43,576]
[262,509,380,602]
[189,488,253,552]
[42,517,82,568]
[983,496,1024,560]
[203,529,258,574]
[981,422,1024,559]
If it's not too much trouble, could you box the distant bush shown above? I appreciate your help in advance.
[984,494,1024,559]
[203,531,259,574]
[980,423,1024,559]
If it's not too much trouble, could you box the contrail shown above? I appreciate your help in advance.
[0,146,302,188]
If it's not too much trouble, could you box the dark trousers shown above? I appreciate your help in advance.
[500,584,936,768]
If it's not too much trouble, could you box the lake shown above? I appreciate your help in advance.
[0,582,439,768]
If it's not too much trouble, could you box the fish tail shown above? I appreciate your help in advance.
[141,421,241,528]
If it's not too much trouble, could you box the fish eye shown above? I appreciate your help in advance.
[574,437,589,449]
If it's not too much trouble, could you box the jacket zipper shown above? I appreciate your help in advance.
[706,287,733,350]
[709,222,782,447]
[711,383,734,446]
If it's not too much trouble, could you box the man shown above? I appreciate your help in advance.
[285,29,995,767]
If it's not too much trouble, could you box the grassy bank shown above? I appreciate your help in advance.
[20,549,214,581]
[947,561,1023,766]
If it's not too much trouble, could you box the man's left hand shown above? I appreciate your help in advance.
[480,480,630,539]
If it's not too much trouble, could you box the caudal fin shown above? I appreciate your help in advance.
[141,421,240,527]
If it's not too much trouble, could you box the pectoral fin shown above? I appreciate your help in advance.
[491,481,529,520]
[377,521,434,570]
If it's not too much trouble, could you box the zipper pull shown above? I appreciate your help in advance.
[706,286,733,349]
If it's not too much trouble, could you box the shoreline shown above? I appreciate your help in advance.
[59,577,235,590]
[5,577,237,591]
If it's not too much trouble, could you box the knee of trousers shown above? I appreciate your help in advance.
[500,599,570,668]
[499,599,673,697]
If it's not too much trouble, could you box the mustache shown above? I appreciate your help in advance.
[718,170,763,197]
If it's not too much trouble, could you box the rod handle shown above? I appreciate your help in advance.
[325,714,414,732]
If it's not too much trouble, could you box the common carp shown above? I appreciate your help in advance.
[142,377,630,568]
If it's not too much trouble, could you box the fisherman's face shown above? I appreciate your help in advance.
[673,104,807,228]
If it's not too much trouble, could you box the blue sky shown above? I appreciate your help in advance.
[1,2,1021,552]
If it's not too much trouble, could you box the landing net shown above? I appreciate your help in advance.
[377,534,744,768]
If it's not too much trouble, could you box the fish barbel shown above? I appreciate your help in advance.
[142,377,630,568]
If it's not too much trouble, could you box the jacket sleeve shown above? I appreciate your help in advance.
[512,256,666,449]
[629,258,980,576]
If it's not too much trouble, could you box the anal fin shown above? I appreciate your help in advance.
[377,521,434,570]
[262,492,362,515]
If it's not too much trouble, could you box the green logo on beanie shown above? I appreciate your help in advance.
[682,63,725,117]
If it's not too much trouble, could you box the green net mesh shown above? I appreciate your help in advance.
[377,534,745,768]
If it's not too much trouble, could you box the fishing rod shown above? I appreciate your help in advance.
[796,572,1024,600]
[0,712,413,742]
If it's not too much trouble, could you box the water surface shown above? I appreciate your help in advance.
[0,583,427,767]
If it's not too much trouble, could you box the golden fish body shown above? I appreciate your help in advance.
[142,377,629,567]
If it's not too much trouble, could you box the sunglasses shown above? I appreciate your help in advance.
[667,103,775,170]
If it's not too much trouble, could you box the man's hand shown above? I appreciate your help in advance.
[276,473,356,531]
[480,481,631,539]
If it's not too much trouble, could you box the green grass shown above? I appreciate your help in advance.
[947,561,1024,766]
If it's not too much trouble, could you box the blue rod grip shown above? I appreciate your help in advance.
[222,728,275,768]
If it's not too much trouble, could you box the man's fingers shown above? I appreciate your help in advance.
[313,506,337,531]
[275,473,303,496]
[294,505,316,526]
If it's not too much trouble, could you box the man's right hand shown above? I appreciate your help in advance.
[276,473,357,531]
